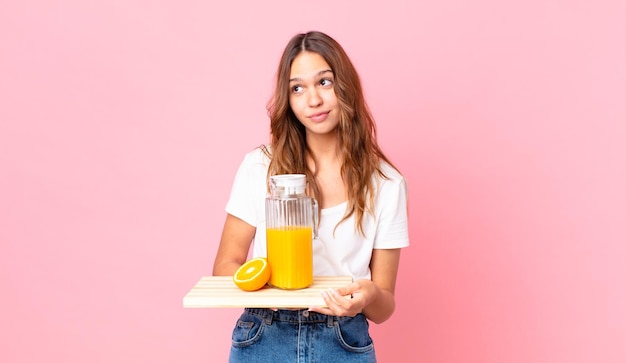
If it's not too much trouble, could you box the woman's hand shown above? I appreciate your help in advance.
[308,279,378,317]
[310,248,401,323]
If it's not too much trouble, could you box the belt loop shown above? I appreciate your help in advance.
[263,309,274,325]
[326,314,335,328]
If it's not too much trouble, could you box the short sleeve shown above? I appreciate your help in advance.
[225,149,269,227]
[373,170,410,249]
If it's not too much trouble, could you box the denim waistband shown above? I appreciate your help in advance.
[244,308,336,327]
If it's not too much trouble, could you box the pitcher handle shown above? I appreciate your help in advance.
[312,198,319,239]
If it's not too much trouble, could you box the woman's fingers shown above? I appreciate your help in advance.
[309,284,362,316]
[322,289,359,315]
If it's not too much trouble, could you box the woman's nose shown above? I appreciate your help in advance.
[307,89,322,107]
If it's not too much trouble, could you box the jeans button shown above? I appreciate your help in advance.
[302,310,309,318]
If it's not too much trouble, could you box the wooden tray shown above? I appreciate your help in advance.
[183,276,353,308]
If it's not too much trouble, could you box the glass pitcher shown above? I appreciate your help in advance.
[265,174,318,290]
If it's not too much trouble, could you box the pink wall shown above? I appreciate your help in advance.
[1,1,625,362]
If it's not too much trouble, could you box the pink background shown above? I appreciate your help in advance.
[1,1,625,362]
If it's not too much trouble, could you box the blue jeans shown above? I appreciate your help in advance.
[229,308,376,363]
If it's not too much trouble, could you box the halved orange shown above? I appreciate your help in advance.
[233,257,271,291]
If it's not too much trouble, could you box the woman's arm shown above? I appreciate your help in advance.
[361,248,401,323]
[309,248,402,324]
[212,214,256,276]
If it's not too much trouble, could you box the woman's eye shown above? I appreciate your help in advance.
[292,85,303,93]
[320,78,333,86]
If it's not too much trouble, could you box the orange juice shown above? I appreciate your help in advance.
[266,226,313,289]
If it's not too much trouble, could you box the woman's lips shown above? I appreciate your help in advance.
[309,111,329,122]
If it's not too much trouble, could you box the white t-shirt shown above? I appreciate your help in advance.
[225,147,410,281]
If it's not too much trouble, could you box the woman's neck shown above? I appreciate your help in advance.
[305,133,347,208]
[305,132,339,162]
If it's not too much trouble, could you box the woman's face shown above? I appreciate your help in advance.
[288,51,340,137]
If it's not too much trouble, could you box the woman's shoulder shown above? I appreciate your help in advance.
[374,159,407,196]
[232,145,271,181]
[241,145,272,164]
[379,160,405,183]
[373,160,408,208]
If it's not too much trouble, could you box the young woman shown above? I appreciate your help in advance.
[212,31,409,362]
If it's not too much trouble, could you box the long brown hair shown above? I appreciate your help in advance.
[264,31,397,235]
